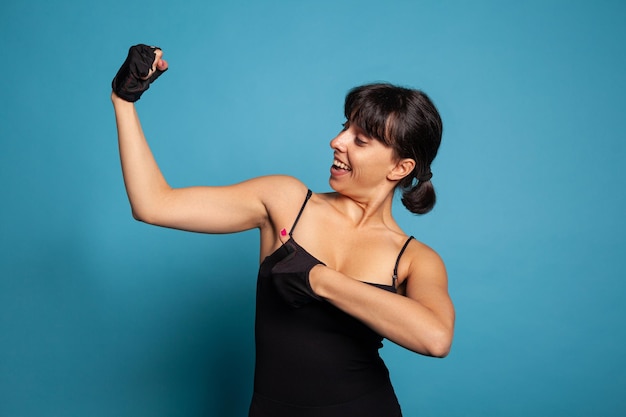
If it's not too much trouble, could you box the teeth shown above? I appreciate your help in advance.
[333,159,351,171]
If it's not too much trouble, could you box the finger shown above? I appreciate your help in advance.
[157,58,168,71]
[142,48,166,80]
[153,48,163,64]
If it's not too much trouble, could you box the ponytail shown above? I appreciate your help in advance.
[400,174,436,215]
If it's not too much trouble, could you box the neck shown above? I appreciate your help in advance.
[331,189,396,228]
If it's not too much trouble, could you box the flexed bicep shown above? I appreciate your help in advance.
[138,177,276,234]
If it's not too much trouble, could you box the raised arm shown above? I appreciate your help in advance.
[113,94,267,232]
[111,45,306,236]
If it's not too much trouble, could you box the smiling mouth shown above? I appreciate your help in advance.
[332,159,352,171]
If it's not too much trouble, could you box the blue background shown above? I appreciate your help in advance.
[1,1,625,416]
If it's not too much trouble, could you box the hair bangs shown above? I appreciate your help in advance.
[344,87,396,147]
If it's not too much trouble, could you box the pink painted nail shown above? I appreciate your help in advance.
[280,228,287,236]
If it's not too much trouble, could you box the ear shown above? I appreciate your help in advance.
[387,158,415,181]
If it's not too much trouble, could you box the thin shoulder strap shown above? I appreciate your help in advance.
[392,236,414,287]
[289,189,313,237]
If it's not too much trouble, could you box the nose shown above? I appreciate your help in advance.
[330,131,347,152]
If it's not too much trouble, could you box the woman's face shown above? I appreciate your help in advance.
[328,123,399,196]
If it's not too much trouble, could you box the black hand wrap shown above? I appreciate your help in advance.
[271,241,325,308]
[112,44,167,102]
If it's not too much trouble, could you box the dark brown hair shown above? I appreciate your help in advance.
[344,83,443,214]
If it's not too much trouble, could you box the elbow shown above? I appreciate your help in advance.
[130,206,158,225]
[127,188,172,225]
[131,208,142,221]
[429,341,452,358]
[422,328,454,358]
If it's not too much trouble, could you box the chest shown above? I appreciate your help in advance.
[290,209,406,286]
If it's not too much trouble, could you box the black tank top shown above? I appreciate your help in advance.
[250,190,411,416]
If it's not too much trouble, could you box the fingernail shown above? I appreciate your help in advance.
[280,228,287,236]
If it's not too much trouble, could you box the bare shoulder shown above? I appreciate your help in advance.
[255,175,312,258]
[256,175,309,212]
[246,174,305,191]
[409,239,446,274]
[401,238,454,323]
[399,238,448,289]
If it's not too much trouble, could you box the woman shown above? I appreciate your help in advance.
[112,45,454,417]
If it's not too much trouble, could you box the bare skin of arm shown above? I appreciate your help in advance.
[310,242,454,357]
